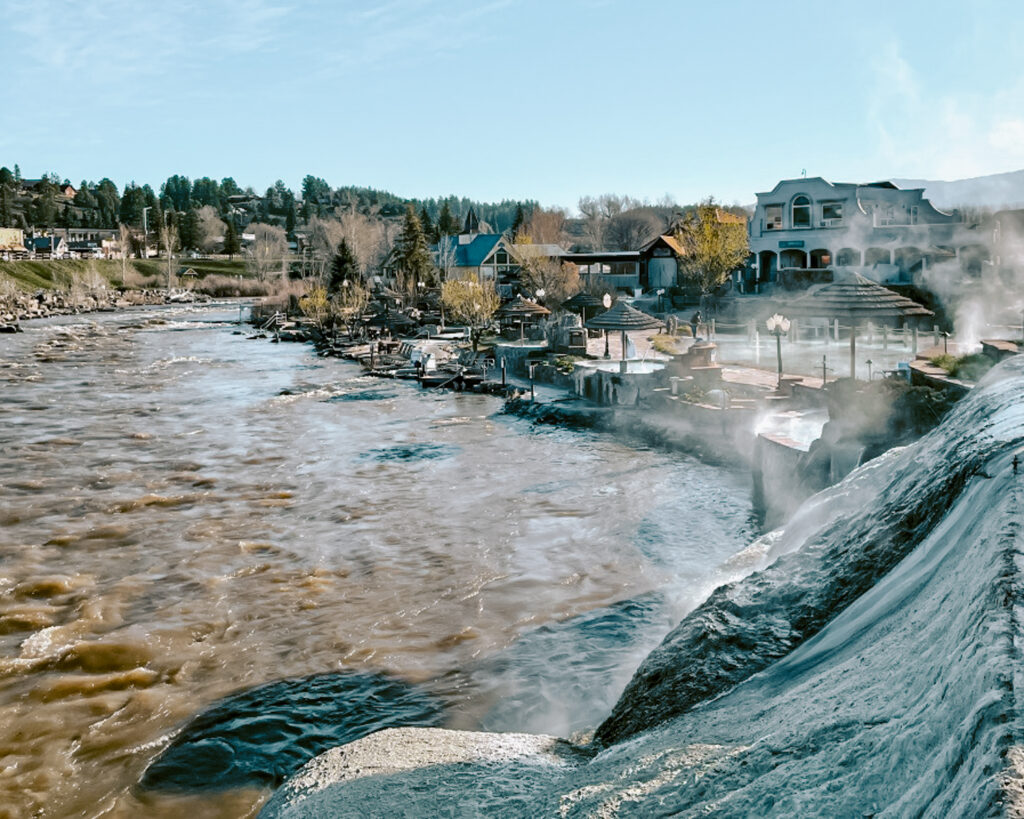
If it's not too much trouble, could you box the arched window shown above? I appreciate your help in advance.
[792,195,811,228]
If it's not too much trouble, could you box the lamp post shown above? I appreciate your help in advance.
[602,292,611,358]
[766,313,791,389]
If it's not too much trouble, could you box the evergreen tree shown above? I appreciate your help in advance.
[95,179,121,228]
[179,208,200,250]
[394,204,435,290]
[223,220,241,259]
[60,203,74,228]
[511,203,526,240]
[285,200,297,236]
[0,185,12,228]
[436,200,458,238]
[161,175,192,211]
[0,168,13,227]
[419,206,435,243]
[13,164,21,184]
[119,183,147,226]
[328,237,361,292]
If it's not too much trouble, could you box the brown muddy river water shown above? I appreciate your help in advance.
[0,305,755,817]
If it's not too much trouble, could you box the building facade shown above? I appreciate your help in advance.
[748,178,984,289]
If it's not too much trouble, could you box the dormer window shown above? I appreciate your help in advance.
[495,249,509,265]
[792,196,811,228]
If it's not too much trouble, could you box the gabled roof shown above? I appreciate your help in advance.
[435,233,506,267]
[641,234,686,256]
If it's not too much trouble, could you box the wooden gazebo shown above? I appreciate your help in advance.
[562,291,606,329]
[496,296,551,340]
[585,301,664,367]
[782,273,933,377]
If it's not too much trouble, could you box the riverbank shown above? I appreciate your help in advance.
[0,286,196,326]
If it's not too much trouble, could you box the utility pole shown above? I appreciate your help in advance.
[141,206,151,261]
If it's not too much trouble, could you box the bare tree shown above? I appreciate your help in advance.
[520,206,568,246]
[195,205,228,253]
[337,209,386,275]
[434,233,459,282]
[118,222,132,288]
[246,223,288,281]
[518,257,580,306]
[159,218,179,289]
[605,209,662,250]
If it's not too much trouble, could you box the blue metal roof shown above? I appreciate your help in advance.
[436,234,505,268]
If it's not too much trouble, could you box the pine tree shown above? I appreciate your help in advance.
[419,206,435,244]
[179,208,200,250]
[13,164,21,184]
[0,174,12,228]
[223,220,241,260]
[394,204,435,291]
[510,203,526,240]
[436,200,457,238]
[285,199,297,236]
[328,237,360,293]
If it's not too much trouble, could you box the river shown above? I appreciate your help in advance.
[0,305,756,817]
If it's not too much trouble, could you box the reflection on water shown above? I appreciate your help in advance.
[0,305,755,817]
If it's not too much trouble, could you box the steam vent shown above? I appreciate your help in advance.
[263,357,1024,815]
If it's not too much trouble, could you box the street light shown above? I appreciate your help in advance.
[602,292,612,358]
[766,313,791,389]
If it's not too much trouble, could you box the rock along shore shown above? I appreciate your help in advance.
[0,288,209,328]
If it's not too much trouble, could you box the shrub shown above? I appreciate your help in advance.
[951,353,993,382]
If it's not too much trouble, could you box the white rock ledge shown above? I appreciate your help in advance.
[259,727,584,818]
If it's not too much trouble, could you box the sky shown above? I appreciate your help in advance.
[2,0,1023,211]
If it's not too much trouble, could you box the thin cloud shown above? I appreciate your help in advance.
[868,40,1024,179]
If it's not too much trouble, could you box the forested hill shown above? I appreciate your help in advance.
[0,165,537,235]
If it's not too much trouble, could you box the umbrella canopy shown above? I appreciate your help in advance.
[781,273,932,322]
[562,291,606,311]
[496,296,551,319]
[585,301,664,331]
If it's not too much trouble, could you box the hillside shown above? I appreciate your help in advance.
[893,168,1024,210]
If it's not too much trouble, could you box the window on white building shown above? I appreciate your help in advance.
[822,202,842,223]
[765,205,782,230]
[792,196,811,227]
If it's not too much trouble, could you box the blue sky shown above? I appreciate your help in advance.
[2,0,1022,210]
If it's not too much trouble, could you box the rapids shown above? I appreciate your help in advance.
[0,305,755,817]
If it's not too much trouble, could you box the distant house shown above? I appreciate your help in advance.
[24,234,68,259]
[68,240,103,259]
[0,227,26,260]
[432,233,515,280]
[639,234,686,290]
[19,180,75,197]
